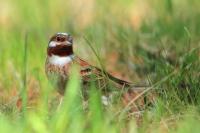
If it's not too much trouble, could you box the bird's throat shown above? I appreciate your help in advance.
[48,54,74,66]
[48,45,73,57]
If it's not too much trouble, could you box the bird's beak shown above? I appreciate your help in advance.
[66,41,72,45]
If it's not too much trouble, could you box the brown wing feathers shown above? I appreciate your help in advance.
[75,57,149,89]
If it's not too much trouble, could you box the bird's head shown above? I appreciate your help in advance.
[47,33,73,57]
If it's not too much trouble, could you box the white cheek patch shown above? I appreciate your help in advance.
[49,41,72,47]
[49,54,73,66]
[49,41,57,47]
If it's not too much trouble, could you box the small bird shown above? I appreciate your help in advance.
[45,33,149,107]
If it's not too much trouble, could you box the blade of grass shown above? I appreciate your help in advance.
[115,70,177,119]
[21,32,28,117]
[83,36,106,72]
[52,65,82,133]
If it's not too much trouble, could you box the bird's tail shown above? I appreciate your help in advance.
[96,67,150,90]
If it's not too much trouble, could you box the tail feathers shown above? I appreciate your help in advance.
[94,66,150,90]
[128,85,150,91]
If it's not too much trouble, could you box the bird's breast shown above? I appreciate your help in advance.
[45,57,72,79]
[48,54,73,66]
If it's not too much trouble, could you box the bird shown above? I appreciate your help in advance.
[45,32,151,108]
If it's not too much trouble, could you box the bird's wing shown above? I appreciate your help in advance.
[74,57,149,90]
[73,57,106,83]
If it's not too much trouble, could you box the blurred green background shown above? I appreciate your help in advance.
[0,0,200,132]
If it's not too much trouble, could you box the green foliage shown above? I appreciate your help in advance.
[0,0,200,132]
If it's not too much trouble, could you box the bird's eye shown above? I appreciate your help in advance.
[56,36,62,42]
[56,36,66,42]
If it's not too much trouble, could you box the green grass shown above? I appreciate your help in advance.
[0,0,200,132]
